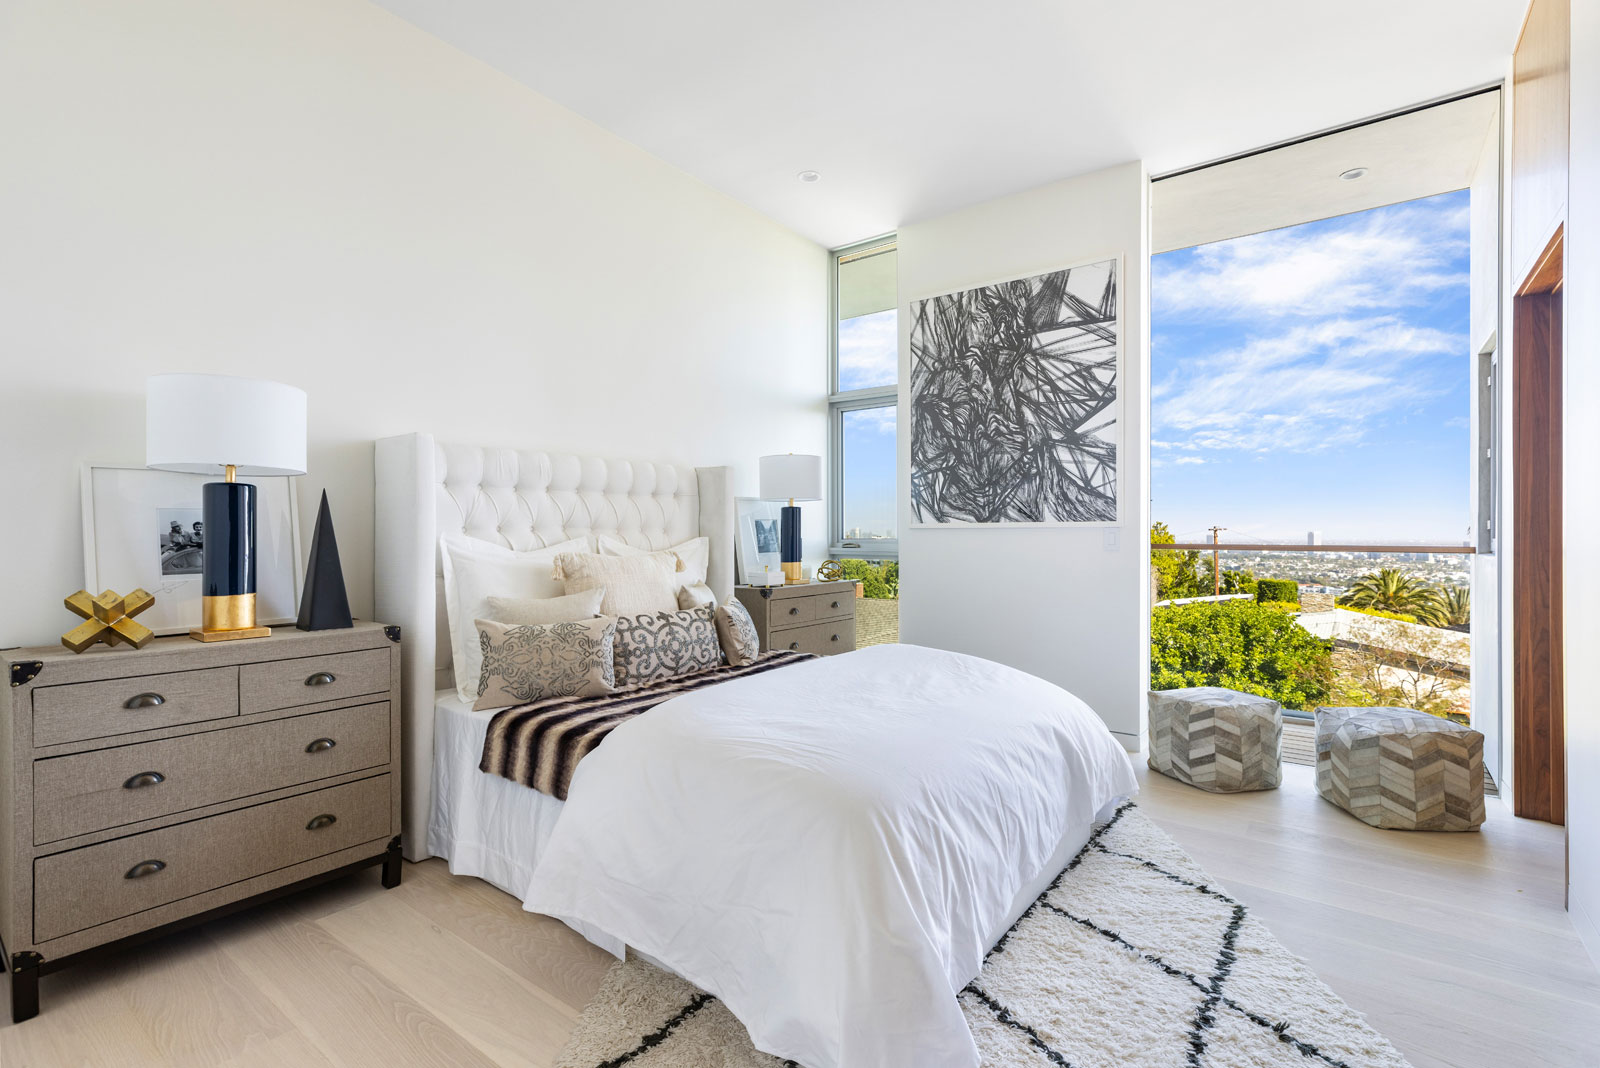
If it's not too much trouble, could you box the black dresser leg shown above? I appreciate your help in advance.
[381,836,402,889]
[10,952,41,1023]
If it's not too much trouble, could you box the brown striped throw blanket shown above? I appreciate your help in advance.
[479,650,816,799]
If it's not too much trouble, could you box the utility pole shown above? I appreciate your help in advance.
[1208,526,1226,596]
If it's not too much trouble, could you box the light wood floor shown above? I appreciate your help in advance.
[3,763,1595,1067]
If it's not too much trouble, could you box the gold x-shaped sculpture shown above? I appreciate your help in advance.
[62,588,156,653]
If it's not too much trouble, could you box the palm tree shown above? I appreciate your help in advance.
[1440,585,1471,627]
[1339,568,1448,626]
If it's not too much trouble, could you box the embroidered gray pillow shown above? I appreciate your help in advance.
[473,617,617,711]
[613,605,724,688]
[715,600,761,667]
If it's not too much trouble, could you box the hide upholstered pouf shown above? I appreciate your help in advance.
[1146,687,1282,792]
[1314,706,1486,831]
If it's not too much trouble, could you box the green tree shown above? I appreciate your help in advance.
[1339,568,1446,626]
[1151,522,1202,600]
[1439,585,1470,627]
[838,559,897,599]
[1151,600,1333,710]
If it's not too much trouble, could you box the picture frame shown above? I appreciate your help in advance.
[734,497,784,584]
[81,463,303,636]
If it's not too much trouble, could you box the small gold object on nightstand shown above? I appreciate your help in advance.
[816,560,844,582]
[61,588,156,653]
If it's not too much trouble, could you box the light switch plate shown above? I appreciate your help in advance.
[1103,528,1120,551]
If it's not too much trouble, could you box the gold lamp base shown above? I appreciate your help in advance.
[190,593,272,643]
[782,561,805,584]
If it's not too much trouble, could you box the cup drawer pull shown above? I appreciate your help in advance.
[125,859,166,879]
[831,634,840,642]
[305,737,337,753]
[788,641,799,650]
[123,771,166,789]
[305,672,337,687]
[123,692,165,709]
[788,607,800,615]
[306,814,338,831]
[830,601,840,609]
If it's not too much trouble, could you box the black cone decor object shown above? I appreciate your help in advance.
[297,491,353,631]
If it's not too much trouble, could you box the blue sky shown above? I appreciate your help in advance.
[838,309,898,538]
[1151,190,1472,543]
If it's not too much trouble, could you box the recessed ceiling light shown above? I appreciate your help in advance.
[797,170,821,183]
[1339,167,1369,181]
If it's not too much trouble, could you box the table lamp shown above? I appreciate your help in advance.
[758,453,821,584]
[146,373,307,641]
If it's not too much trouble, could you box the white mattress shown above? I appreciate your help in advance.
[430,685,1117,981]
[427,689,626,956]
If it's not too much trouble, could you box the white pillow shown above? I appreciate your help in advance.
[554,550,681,618]
[676,583,716,610]
[597,533,709,588]
[440,534,591,703]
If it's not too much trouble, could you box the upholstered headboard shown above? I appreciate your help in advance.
[373,432,734,860]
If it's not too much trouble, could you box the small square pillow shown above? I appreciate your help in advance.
[472,616,617,711]
[555,551,681,618]
[441,534,592,704]
[715,600,761,667]
[597,533,710,587]
[486,587,605,626]
[676,583,716,610]
[613,605,724,687]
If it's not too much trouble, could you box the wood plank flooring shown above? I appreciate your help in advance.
[2,763,1593,1067]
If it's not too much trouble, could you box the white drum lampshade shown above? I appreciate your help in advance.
[758,453,822,503]
[146,374,307,477]
[146,373,307,642]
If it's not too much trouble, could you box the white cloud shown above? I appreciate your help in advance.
[845,404,897,436]
[1154,197,1467,322]
[838,310,898,390]
[1174,456,1205,465]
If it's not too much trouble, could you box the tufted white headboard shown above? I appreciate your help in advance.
[373,432,734,860]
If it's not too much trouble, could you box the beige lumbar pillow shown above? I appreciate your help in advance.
[486,587,605,626]
[676,583,716,610]
[554,551,681,618]
[473,617,617,711]
[597,533,710,587]
[715,600,761,667]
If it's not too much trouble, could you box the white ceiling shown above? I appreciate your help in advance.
[372,0,1527,249]
[1152,91,1501,254]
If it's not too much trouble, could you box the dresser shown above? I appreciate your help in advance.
[734,581,857,656]
[1,622,402,1022]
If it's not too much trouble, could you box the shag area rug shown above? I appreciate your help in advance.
[556,803,1411,1068]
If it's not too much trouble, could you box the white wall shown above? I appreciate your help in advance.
[896,162,1151,745]
[1564,0,1600,970]
[0,0,828,649]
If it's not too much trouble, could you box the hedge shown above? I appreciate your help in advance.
[1255,578,1299,605]
[1151,600,1332,710]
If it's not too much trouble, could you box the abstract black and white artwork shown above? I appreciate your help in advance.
[909,257,1119,525]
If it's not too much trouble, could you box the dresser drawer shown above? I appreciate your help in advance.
[34,774,391,943]
[33,667,240,747]
[33,702,392,844]
[808,591,855,623]
[770,596,820,627]
[772,618,855,656]
[240,648,390,714]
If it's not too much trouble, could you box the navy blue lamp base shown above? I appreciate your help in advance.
[192,480,270,641]
[780,503,803,584]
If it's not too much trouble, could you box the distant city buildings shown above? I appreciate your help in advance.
[1307,530,1322,545]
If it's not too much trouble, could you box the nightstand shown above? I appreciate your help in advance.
[1,621,402,1021]
[734,581,857,655]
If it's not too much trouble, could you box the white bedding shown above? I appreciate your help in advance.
[522,644,1138,1068]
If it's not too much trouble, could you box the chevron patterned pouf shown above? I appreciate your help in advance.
[1146,687,1282,792]
[1314,707,1485,831]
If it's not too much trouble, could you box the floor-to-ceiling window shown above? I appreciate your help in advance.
[830,236,899,643]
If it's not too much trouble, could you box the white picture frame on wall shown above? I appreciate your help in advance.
[81,463,303,636]
[734,497,784,585]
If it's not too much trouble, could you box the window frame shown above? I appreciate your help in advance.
[829,234,899,561]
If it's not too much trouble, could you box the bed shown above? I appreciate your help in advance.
[374,433,1138,1068]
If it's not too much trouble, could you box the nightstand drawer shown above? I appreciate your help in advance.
[33,667,240,747]
[772,618,855,655]
[33,702,392,844]
[771,596,820,627]
[809,591,854,622]
[240,648,390,714]
[34,774,391,943]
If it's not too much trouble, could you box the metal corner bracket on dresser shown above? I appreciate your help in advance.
[733,580,857,655]
[1,621,404,1022]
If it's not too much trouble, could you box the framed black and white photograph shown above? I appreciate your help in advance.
[82,463,303,635]
[908,256,1121,527]
[734,497,784,584]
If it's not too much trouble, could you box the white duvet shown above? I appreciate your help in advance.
[523,643,1138,1068]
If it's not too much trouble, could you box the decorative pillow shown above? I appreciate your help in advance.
[555,551,681,618]
[441,534,592,704]
[715,600,761,667]
[676,583,716,610]
[472,617,617,711]
[597,534,710,588]
[486,587,605,626]
[613,605,724,688]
